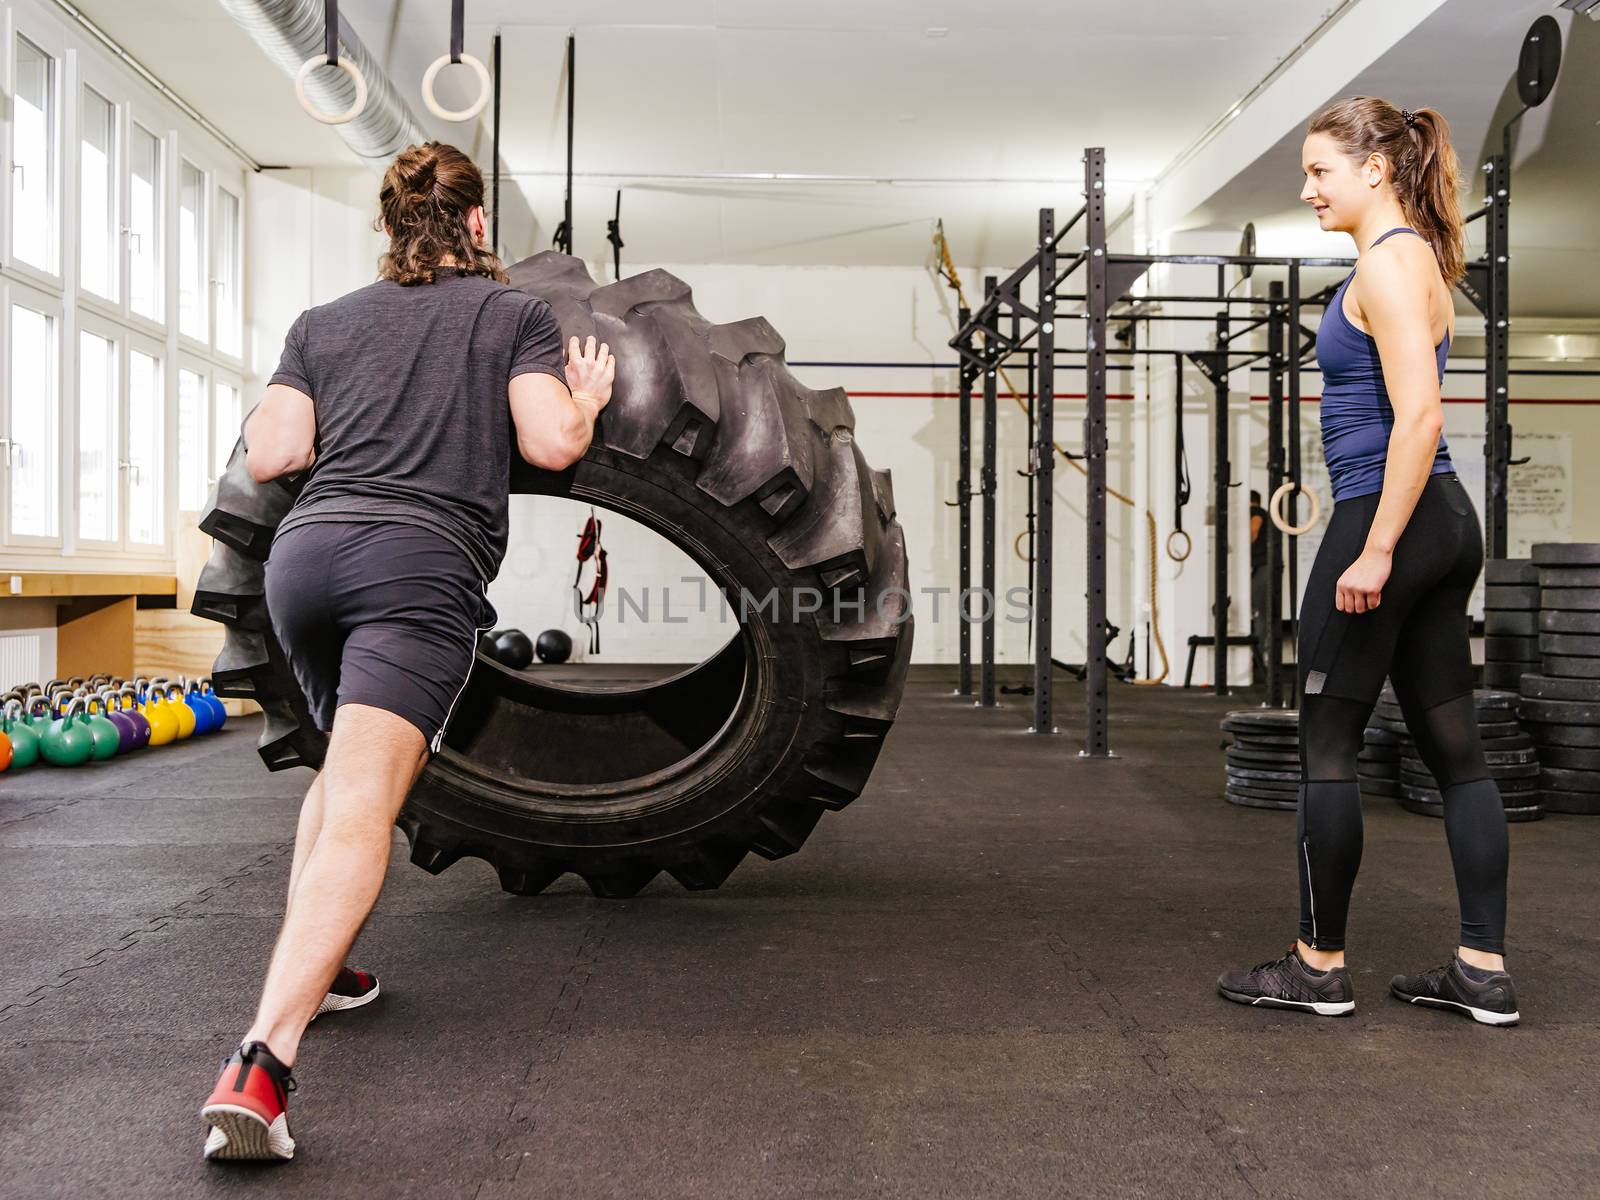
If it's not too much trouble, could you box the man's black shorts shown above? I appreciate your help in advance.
[264,520,497,752]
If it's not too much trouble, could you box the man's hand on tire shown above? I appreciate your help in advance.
[566,335,615,412]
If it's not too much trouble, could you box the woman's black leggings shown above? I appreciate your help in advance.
[1295,472,1508,955]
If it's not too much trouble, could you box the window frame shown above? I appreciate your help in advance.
[121,110,167,335]
[1,276,65,550]
[75,74,120,308]
[211,178,243,362]
[72,309,124,553]
[209,368,243,497]
[175,154,209,350]
[175,354,210,515]
[5,20,66,287]
[121,326,168,555]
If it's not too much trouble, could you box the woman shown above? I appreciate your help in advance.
[199,142,615,1162]
[1217,98,1517,1026]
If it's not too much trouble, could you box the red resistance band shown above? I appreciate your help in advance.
[572,508,608,654]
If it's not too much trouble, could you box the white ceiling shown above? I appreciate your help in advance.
[63,0,1600,304]
[1187,0,1599,316]
[73,0,1339,267]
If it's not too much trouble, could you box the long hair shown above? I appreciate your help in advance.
[1306,97,1465,285]
[375,142,508,286]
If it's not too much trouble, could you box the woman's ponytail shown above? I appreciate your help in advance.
[1396,106,1465,285]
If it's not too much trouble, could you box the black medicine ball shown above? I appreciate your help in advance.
[535,628,573,664]
[491,628,535,670]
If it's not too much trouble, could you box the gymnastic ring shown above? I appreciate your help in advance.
[1166,528,1192,563]
[1013,530,1034,564]
[421,52,492,122]
[1269,479,1321,536]
[295,54,368,125]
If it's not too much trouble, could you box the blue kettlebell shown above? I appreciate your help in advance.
[199,679,228,731]
[183,679,217,735]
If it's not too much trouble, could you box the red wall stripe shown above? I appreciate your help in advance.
[843,390,1598,405]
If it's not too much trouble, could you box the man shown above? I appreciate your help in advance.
[199,141,615,1162]
[1250,488,1270,683]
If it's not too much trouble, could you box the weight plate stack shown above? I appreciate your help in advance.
[1221,709,1301,810]
[1384,688,1540,820]
[1357,724,1402,797]
[1483,559,1539,692]
[1525,543,1600,814]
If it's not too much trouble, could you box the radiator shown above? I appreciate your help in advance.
[0,632,43,691]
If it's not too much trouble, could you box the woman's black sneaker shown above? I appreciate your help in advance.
[1217,942,1355,1016]
[1390,955,1520,1026]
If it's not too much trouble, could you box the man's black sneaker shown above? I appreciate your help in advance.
[1218,942,1355,1016]
[313,966,380,1019]
[1390,955,1520,1026]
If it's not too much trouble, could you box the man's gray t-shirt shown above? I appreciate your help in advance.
[268,267,566,582]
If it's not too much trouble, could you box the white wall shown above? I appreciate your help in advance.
[242,176,1599,677]
[245,166,386,386]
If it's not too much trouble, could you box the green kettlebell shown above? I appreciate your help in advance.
[2,700,40,768]
[78,691,122,761]
[41,698,95,767]
[25,694,53,728]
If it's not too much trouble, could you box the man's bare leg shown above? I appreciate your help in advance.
[242,704,426,1066]
[284,773,327,910]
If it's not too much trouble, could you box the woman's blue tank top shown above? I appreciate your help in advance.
[1314,227,1454,502]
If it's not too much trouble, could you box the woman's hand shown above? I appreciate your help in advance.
[1336,548,1392,614]
[565,335,615,410]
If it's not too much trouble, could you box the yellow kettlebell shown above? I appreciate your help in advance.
[162,679,196,740]
[139,677,178,747]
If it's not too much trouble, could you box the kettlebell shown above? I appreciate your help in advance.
[115,687,152,751]
[199,679,228,731]
[3,700,40,769]
[79,692,123,761]
[140,682,178,747]
[160,679,197,739]
[182,679,217,736]
[98,689,141,755]
[41,698,95,767]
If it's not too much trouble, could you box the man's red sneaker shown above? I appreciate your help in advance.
[314,966,380,1018]
[200,1040,297,1162]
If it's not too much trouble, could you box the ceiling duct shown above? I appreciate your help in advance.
[216,0,424,166]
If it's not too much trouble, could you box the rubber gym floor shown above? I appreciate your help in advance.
[2,665,1596,1198]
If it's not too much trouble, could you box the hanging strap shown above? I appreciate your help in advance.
[324,0,339,64]
[572,508,607,654]
[1173,355,1191,531]
[449,0,465,64]
[606,190,625,280]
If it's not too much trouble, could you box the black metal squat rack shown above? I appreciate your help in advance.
[947,146,1513,759]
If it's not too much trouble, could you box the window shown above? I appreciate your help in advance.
[1,22,247,565]
[126,349,163,545]
[213,380,241,483]
[214,186,242,356]
[11,35,58,273]
[129,124,163,321]
[80,85,119,299]
[7,303,60,538]
[77,331,119,542]
[178,368,207,510]
[178,160,207,341]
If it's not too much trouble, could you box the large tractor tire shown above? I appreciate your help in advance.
[193,253,913,898]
